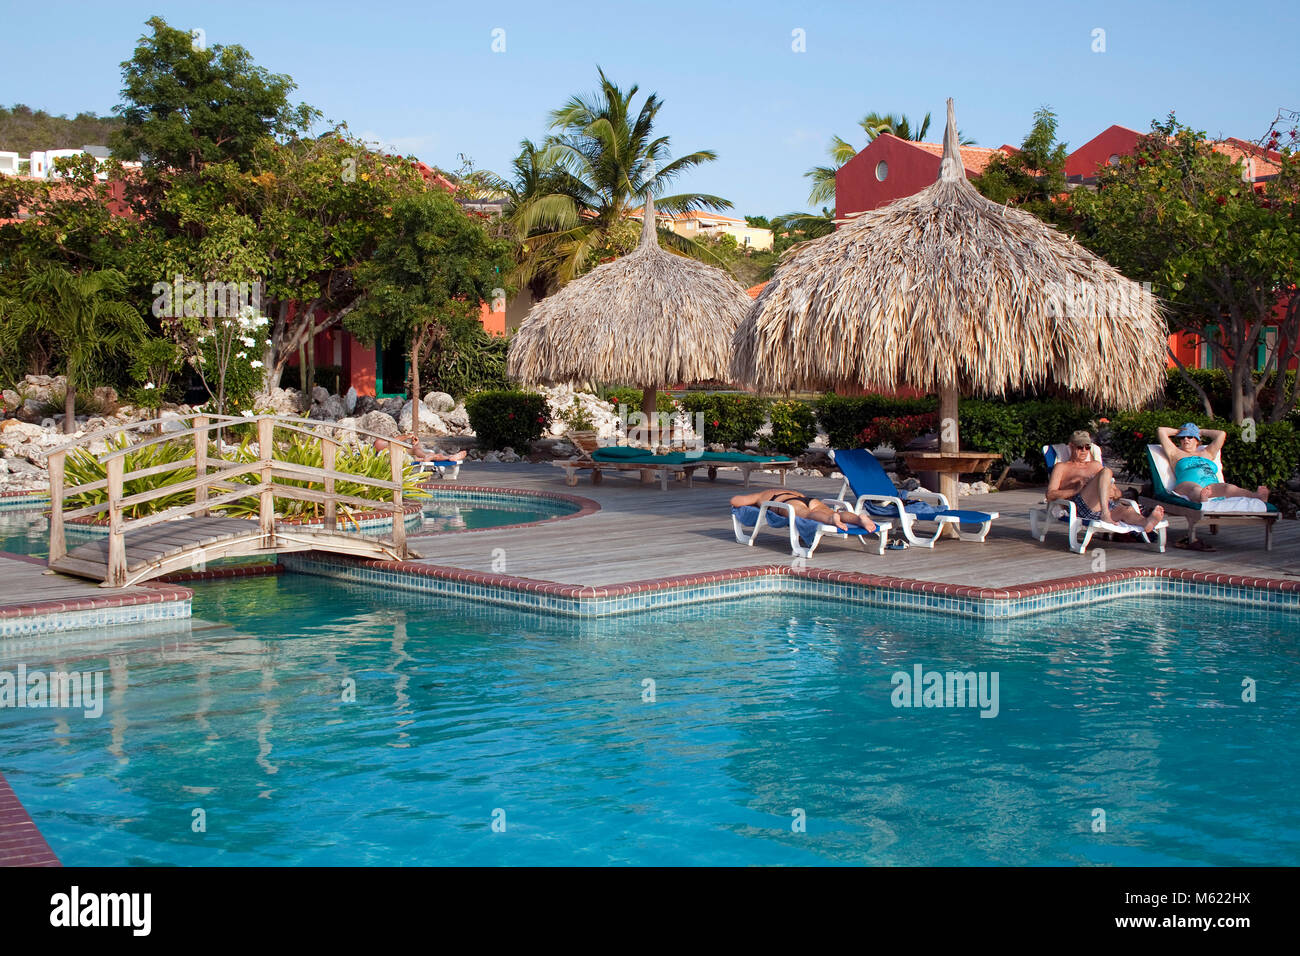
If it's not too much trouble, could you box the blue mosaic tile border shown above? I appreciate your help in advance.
[0,492,50,512]
[280,554,1300,621]
[0,596,192,638]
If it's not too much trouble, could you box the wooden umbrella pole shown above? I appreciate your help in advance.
[939,384,960,535]
[640,385,659,448]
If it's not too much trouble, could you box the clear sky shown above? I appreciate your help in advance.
[2,0,1296,217]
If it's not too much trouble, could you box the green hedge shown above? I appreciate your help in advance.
[1163,368,1299,420]
[602,386,675,414]
[764,400,818,457]
[1108,411,1300,490]
[813,394,937,449]
[678,393,769,448]
[464,389,549,450]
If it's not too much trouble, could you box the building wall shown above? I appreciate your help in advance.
[836,136,945,220]
[1064,125,1141,182]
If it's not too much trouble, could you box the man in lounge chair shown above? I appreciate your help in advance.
[1046,430,1164,533]
[731,489,878,533]
[373,434,468,463]
[1157,423,1269,504]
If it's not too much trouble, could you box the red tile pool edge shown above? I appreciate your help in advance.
[0,771,59,867]
[323,559,1300,602]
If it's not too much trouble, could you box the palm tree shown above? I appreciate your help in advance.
[502,68,733,293]
[0,265,147,433]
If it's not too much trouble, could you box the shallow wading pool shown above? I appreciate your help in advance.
[1,575,1295,865]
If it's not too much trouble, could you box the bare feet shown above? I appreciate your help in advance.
[1142,505,1165,534]
[1257,486,1270,502]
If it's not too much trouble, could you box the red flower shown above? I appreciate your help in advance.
[1215,195,1227,206]
[508,412,514,419]
[1098,417,1110,424]
[537,415,545,423]
[711,420,720,427]
[1134,431,1143,438]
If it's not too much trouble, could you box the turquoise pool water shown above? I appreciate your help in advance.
[0,492,579,559]
[1,576,1296,865]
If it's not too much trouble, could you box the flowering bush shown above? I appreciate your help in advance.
[184,305,270,417]
[858,412,938,451]
[763,400,818,457]
[464,389,549,450]
[677,392,769,448]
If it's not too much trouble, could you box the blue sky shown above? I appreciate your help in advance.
[2,0,1296,217]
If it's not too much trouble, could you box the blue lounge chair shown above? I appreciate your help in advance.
[414,457,461,480]
[731,499,892,558]
[829,448,999,547]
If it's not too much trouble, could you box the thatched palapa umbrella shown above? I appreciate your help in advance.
[507,192,754,424]
[733,98,1167,504]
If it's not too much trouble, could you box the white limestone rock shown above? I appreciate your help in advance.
[357,410,400,439]
[423,391,455,413]
[344,386,358,415]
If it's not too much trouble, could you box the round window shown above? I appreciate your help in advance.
[875,160,889,181]
[1107,153,1121,166]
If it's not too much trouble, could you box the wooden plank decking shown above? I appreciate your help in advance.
[408,464,1300,588]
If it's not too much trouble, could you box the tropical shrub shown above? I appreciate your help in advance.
[1108,411,1300,490]
[465,389,549,450]
[64,434,196,519]
[64,433,429,522]
[814,394,938,449]
[678,393,769,448]
[127,337,185,409]
[858,412,938,451]
[764,400,818,457]
[418,321,510,399]
[218,437,428,521]
[602,386,675,414]
[36,388,114,420]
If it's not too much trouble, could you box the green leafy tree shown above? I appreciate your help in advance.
[0,266,147,432]
[112,16,319,172]
[972,107,1069,222]
[1070,114,1300,423]
[346,190,515,434]
[0,104,123,156]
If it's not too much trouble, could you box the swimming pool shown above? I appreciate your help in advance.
[2,575,1295,865]
[0,489,583,560]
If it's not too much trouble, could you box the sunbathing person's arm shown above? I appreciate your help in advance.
[1155,426,1181,459]
[1044,464,1069,501]
[1201,428,1228,456]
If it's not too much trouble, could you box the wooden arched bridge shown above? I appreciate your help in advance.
[46,414,422,587]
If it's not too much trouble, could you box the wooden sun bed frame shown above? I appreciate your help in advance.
[552,457,795,490]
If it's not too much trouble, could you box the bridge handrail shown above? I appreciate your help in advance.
[46,412,418,464]
[47,414,412,582]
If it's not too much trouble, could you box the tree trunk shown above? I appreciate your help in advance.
[409,327,424,438]
[939,384,959,510]
[63,377,76,435]
[297,340,309,412]
[305,331,316,402]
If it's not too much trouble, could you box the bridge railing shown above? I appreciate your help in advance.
[46,414,418,586]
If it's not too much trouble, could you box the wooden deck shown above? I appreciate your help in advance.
[408,464,1300,588]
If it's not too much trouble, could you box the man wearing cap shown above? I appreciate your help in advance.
[1045,430,1164,532]
[1157,422,1269,504]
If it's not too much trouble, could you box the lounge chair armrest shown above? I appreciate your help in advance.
[906,488,950,509]
[854,493,909,514]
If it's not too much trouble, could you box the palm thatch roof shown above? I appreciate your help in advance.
[507,193,753,389]
[732,99,1167,409]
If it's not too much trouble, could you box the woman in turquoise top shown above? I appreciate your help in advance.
[1158,423,1270,504]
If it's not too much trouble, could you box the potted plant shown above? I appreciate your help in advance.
[559,398,599,455]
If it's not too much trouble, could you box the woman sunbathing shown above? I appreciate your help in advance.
[731,489,878,533]
[1157,423,1268,503]
[373,435,468,463]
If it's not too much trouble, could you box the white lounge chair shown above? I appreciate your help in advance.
[1142,444,1278,550]
[414,457,461,480]
[730,500,892,558]
[1029,443,1167,554]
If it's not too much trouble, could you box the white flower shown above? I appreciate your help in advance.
[144,382,156,390]
[236,352,247,359]
[249,360,263,369]
[240,410,254,417]
[241,336,255,348]
[265,339,272,346]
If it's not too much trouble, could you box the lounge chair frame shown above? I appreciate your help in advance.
[731,498,892,558]
[1140,444,1277,551]
[1028,443,1167,554]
